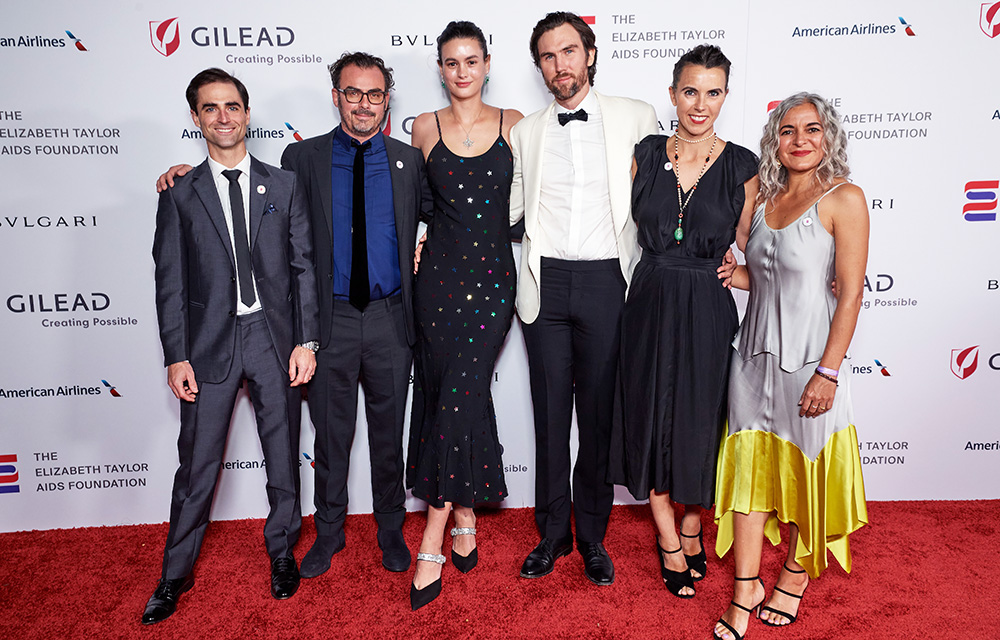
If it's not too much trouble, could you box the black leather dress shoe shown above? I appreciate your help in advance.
[141,575,194,625]
[377,529,411,572]
[519,537,573,579]
[300,530,346,578]
[271,555,300,600]
[580,542,615,586]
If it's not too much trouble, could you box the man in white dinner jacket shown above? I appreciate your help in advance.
[509,11,658,586]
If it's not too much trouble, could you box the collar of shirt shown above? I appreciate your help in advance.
[207,152,250,182]
[333,125,385,155]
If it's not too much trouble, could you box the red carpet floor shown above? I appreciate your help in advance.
[1,501,998,639]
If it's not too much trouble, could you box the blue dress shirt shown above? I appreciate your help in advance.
[331,126,400,301]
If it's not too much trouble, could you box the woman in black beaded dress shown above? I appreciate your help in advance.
[405,21,522,610]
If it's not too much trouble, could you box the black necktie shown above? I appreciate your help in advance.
[350,140,372,311]
[558,109,588,126]
[221,169,255,307]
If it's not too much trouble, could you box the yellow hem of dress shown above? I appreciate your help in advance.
[713,425,868,579]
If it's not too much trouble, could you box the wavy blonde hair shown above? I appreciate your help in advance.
[757,92,850,205]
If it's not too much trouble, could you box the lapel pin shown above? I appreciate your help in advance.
[267,203,277,214]
[664,162,672,171]
[802,217,813,227]
[257,185,266,194]
[396,160,404,169]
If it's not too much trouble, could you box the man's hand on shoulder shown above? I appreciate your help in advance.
[156,164,194,192]
[167,361,198,402]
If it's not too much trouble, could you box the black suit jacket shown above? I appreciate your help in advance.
[280,129,433,347]
[152,156,320,383]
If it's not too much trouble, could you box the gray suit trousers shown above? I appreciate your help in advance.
[161,311,302,579]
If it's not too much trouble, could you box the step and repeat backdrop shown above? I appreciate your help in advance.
[2,1,998,532]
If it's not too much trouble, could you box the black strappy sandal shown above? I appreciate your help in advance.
[655,539,695,599]
[679,528,707,581]
[713,576,765,640]
[760,564,809,626]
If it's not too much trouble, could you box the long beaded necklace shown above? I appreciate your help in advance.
[671,132,718,243]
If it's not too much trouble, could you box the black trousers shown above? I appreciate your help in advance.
[521,258,626,544]
[162,311,302,579]
[308,296,411,536]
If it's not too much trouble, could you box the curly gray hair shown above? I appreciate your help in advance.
[757,92,850,205]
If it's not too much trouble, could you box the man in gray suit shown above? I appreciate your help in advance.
[145,68,319,625]
[280,52,432,578]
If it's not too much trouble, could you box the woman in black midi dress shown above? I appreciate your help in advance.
[405,21,523,610]
[609,45,758,599]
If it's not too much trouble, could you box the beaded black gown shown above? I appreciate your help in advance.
[609,135,758,508]
[406,111,517,508]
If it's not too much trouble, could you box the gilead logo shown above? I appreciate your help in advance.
[951,346,980,380]
[150,18,181,57]
[982,2,1000,39]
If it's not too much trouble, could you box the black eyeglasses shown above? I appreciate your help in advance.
[335,87,387,104]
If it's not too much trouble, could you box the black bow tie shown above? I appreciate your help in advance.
[558,109,588,126]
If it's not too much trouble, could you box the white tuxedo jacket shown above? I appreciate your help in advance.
[509,91,658,324]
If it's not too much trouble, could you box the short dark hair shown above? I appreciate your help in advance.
[328,51,395,93]
[185,68,249,112]
[437,21,489,64]
[671,45,731,91]
[529,12,597,85]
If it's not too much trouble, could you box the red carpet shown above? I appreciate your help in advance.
[1,501,997,639]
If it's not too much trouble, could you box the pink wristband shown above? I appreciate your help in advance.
[816,366,839,378]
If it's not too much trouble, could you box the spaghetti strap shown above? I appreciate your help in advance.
[498,109,504,135]
[815,181,849,206]
[433,110,442,139]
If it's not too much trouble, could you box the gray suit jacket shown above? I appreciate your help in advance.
[152,156,320,382]
[280,128,433,347]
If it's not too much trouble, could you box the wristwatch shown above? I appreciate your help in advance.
[298,341,320,353]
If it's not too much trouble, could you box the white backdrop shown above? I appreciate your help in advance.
[2,1,999,533]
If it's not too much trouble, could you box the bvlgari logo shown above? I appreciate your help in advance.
[150,18,181,57]
[951,346,980,380]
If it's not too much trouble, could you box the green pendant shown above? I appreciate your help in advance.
[674,227,684,241]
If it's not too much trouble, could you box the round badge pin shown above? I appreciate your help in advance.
[664,162,672,171]
[802,217,813,227]
[396,160,404,169]
[257,185,266,194]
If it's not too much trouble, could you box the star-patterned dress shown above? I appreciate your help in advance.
[406,110,517,508]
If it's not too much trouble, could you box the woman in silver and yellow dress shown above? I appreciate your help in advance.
[712,93,869,640]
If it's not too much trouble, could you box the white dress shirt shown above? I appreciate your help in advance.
[207,153,262,315]
[537,90,617,261]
